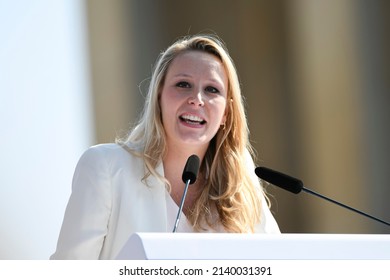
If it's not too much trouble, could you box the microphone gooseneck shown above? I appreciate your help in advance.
[255,166,390,227]
[173,155,200,233]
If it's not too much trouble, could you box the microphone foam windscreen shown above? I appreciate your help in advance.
[182,155,200,184]
[255,167,303,194]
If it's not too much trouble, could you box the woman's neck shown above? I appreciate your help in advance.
[163,146,206,214]
[163,143,206,178]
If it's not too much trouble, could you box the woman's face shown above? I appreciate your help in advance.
[159,50,228,151]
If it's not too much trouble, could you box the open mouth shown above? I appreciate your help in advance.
[179,114,206,125]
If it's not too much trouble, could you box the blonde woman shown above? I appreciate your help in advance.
[51,34,280,260]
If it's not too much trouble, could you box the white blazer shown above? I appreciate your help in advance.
[50,144,280,259]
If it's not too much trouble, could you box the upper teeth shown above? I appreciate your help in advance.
[181,114,204,122]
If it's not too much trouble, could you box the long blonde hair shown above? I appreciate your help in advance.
[117,34,263,232]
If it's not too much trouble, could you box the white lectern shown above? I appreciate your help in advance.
[116,233,390,260]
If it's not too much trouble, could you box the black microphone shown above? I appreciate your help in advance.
[172,155,200,232]
[255,166,390,227]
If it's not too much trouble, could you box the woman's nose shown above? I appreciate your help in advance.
[188,91,205,106]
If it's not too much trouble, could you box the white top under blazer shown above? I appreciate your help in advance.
[50,143,280,259]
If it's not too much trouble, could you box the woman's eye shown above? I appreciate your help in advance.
[176,81,190,88]
[205,86,219,94]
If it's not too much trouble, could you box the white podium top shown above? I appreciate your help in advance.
[116,233,390,260]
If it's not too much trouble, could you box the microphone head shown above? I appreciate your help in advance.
[255,166,303,194]
[182,155,200,184]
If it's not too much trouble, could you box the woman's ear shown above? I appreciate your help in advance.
[221,113,227,125]
[221,98,232,125]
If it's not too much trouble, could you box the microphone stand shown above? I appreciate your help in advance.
[302,187,390,227]
[255,166,390,227]
[172,179,191,233]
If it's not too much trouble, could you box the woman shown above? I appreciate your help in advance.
[51,34,280,260]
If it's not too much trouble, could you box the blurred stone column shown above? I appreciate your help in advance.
[355,0,390,233]
[286,0,369,232]
[86,0,137,143]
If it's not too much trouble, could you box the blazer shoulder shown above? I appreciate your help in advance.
[82,143,137,159]
[77,143,143,170]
